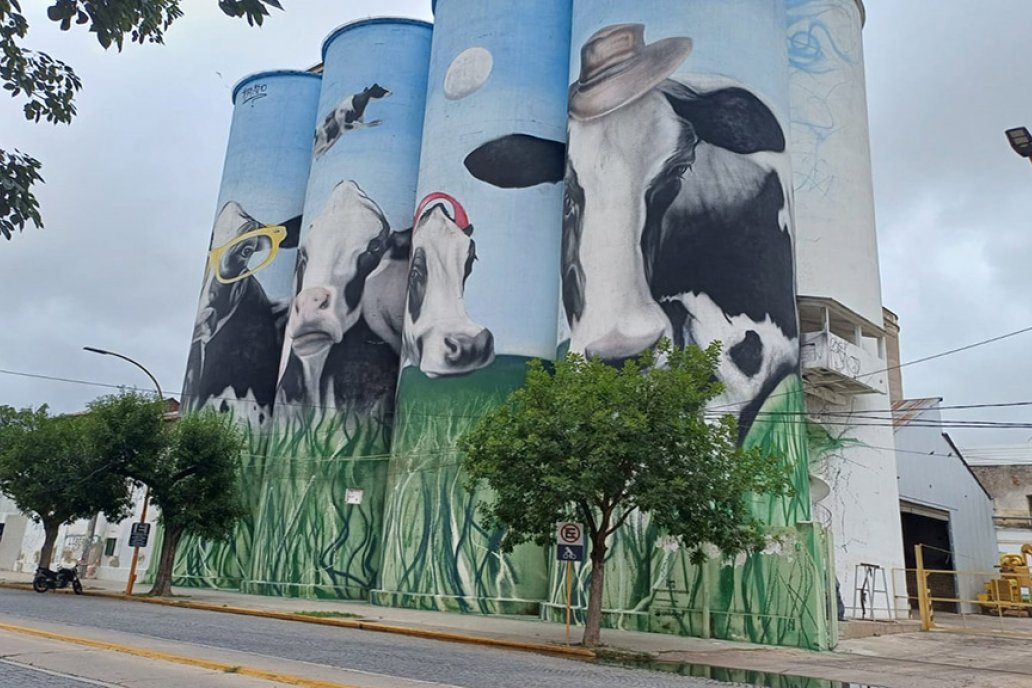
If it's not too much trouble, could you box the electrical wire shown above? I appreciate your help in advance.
[3,321,1032,430]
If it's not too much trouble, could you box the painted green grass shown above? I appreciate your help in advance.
[375,356,548,615]
[244,398,393,599]
[542,375,830,649]
[172,411,265,589]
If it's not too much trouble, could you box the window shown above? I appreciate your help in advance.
[104,538,117,557]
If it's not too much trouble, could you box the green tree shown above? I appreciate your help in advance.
[142,411,246,596]
[0,405,134,569]
[458,340,793,647]
[1,0,283,240]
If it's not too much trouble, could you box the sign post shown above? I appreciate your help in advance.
[556,522,585,645]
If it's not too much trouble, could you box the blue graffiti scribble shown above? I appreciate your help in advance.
[785,0,861,196]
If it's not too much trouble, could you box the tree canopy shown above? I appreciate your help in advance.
[0,404,135,568]
[143,409,246,595]
[1,0,284,240]
[84,393,246,595]
[458,340,793,646]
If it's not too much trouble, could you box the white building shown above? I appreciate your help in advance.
[893,398,997,613]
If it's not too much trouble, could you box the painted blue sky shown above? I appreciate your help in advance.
[214,73,320,301]
[304,21,432,236]
[417,0,571,360]
[570,0,791,122]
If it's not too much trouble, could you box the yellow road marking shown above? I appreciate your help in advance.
[0,621,363,688]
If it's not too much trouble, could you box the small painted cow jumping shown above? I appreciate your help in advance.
[313,84,391,159]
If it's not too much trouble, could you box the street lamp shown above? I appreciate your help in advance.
[83,346,163,596]
[1005,126,1032,163]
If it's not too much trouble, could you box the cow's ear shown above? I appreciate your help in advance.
[280,215,303,249]
[661,82,785,154]
[464,134,565,189]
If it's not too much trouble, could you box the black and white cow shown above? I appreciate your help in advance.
[183,201,301,427]
[401,192,493,377]
[472,28,799,440]
[566,75,798,440]
[313,84,391,159]
[277,180,411,413]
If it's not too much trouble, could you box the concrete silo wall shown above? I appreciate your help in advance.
[540,0,829,649]
[242,20,433,599]
[373,0,571,614]
[787,0,906,617]
[175,70,321,589]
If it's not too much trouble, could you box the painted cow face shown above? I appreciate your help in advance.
[564,90,683,363]
[286,180,390,358]
[402,194,494,377]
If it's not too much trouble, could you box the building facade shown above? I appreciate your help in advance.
[2,0,909,652]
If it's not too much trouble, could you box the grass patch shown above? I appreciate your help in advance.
[223,666,242,674]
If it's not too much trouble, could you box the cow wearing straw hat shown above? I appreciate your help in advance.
[466,24,798,440]
[565,23,799,440]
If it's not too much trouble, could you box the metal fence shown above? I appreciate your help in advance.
[892,544,1032,638]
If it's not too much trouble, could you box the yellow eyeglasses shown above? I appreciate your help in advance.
[207,225,287,284]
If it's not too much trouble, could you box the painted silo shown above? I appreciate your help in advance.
[549,0,830,649]
[243,19,432,600]
[175,70,321,590]
[373,0,571,614]
[787,0,906,620]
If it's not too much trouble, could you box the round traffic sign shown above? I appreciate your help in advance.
[559,523,582,544]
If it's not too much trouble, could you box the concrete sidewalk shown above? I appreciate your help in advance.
[3,571,1032,688]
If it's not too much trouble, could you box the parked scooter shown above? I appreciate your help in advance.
[33,565,83,594]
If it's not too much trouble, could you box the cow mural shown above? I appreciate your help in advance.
[183,201,301,427]
[564,24,798,440]
[401,192,494,377]
[313,83,391,159]
[485,24,797,440]
[277,180,411,413]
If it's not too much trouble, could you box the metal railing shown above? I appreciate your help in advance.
[893,544,1032,638]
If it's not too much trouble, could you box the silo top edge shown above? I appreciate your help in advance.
[321,17,433,62]
[231,70,321,103]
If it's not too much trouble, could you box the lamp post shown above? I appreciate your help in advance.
[1005,126,1032,164]
[83,346,163,596]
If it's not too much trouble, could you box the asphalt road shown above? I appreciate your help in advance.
[0,588,739,688]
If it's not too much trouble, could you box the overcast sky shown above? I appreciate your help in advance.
[2,1,1031,450]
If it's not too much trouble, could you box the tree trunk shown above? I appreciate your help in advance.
[38,520,61,570]
[582,536,607,647]
[148,525,181,596]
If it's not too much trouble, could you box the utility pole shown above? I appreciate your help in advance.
[82,347,163,596]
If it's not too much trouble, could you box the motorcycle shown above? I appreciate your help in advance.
[33,565,83,594]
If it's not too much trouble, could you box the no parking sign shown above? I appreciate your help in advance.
[555,522,584,562]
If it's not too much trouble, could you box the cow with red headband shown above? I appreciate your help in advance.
[402,192,494,377]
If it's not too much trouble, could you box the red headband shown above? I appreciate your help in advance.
[414,192,470,231]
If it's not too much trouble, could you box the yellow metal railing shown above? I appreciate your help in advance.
[893,544,1032,637]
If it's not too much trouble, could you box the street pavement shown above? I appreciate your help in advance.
[3,573,1032,687]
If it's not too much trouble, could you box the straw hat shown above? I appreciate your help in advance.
[569,24,692,121]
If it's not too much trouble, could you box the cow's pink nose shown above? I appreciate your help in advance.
[294,287,333,318]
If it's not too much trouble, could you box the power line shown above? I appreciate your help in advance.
[706,322,1032,413]
[5,321,1032,426]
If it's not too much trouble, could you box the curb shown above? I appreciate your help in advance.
[0,620,364,688]
[0,581,597,660]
